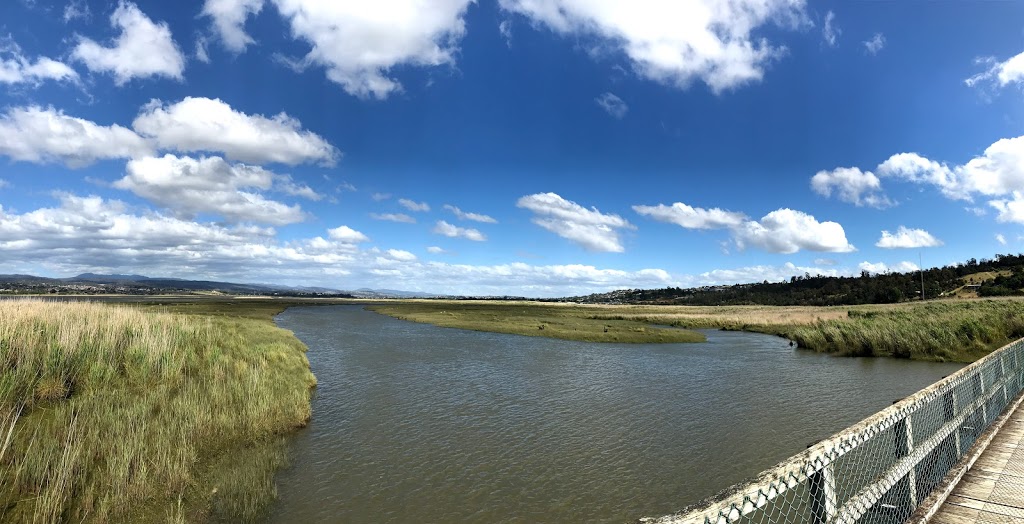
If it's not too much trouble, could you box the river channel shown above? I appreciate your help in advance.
[269,305,963,523]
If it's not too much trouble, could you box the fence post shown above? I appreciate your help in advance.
[893,415,917,507]
[808,462,837,524]
[942,388,961,456]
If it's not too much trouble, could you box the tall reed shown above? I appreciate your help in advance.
[0,300,315,522]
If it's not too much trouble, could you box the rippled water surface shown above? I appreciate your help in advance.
[269,305,962,524]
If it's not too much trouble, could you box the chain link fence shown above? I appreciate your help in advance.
[641,338,1024,524]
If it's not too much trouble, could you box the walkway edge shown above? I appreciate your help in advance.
[907,386,1024,524]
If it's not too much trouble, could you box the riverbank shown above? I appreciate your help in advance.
[0,299,316,522]
[370,298,1024,362]
[367,301,706,343]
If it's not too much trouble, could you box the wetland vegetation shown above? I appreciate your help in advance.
[0,299,315,522]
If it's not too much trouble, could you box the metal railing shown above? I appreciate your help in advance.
[640,338,1024,524]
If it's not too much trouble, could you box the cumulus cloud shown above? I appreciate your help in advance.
[518,192,634,252]
[499,0,807,93]
[822,10,839,47]
[443,204,497,223]
[810,167,892,207]
[997,233,1008,245]
[697,262,843,286]
[72,1,185,84]
[877,136,1024,211]
[426,246,446,254]
[876,152,962,199]
[271,0,475,98]
[371,192,392,201]
[595,92,628,118]
[398,198,430,212]
[988,192,1024,224]
[202,0,265,52]
[370,213,416,224]
[966,51,1024,90]
[0,106,150,167]
[327,225,369,243]
[0,39,79,85]
[133,97,338,166]
[633,201,746,230]
[115,155,307,225]
[875,226,943,249]
[858,261,919,274]
[863,33,885,55]
[386,249,417,262]
[734,208,855,254]
[433,220,486,241]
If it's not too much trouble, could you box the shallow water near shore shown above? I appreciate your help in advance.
[269,305,962,523]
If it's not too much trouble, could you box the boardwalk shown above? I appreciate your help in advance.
[932,398,1024,523]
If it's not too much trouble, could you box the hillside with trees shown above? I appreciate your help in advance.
[568,253,1024,306]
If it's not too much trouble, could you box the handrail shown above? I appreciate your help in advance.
[640,337,1024,524]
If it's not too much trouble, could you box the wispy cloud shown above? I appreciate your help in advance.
[863,33,885,55]
[370,212,416,224]
[432,220,486,241]
[443,204,497,223]
[398,198,430,212]
[595,92,628,119]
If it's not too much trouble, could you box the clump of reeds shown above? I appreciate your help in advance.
[0,300,315,522]
[785,300,1024,361]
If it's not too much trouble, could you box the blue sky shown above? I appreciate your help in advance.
[2,0,1024,296]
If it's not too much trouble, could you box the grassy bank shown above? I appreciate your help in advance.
[367,301,706,343]
[372,298,1024,362]
[0,299,316,522]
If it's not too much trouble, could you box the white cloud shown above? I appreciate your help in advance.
[327,225,369,243]
[115,155,306,225]
[863,33,885,55]
[132,97,338,166]
[876,152,964,199]
[443,204,497,223]
[371,192,392,201]
[966,51,1024,89]
[72,1,185,84]
[0,194,689,296]
[633,201,746,230]
[370,212,416,224]
[810,167,891,207]
[275,176,321,200]
[814,258,837,266]
[595,92,628,118]
[63,0,91,23]
[988,192,1024,224]
[698,262,844,285]
[517,192,634,252]
[0,179,8,189]
[426,246,446,254]
[499,0,807,93]
[734,208,855,254]
[271,0,475,98]
[996,233,1008,246]
[822,10,839,47]
[195,37,211,64]
[878,137,1024,204]
[0,39,79,85]
[433,220,486,241]
[202,0,265,52]
[0,106,150,167]
[858,261,919,274]
[875,226,943,249]
[398,198,430,212]
[386,249,417,262]
[498,19,513,47]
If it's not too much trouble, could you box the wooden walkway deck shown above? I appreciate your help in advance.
[931,400,1024,524]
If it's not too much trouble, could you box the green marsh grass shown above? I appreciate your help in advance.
[0,299,316,522]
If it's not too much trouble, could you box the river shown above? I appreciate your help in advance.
[268,305,962,523]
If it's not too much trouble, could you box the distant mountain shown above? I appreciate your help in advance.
[0,273,355,297]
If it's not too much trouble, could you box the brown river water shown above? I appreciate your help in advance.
[268,305,962,523]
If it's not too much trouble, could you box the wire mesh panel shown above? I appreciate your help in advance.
[639,339,1024,524]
